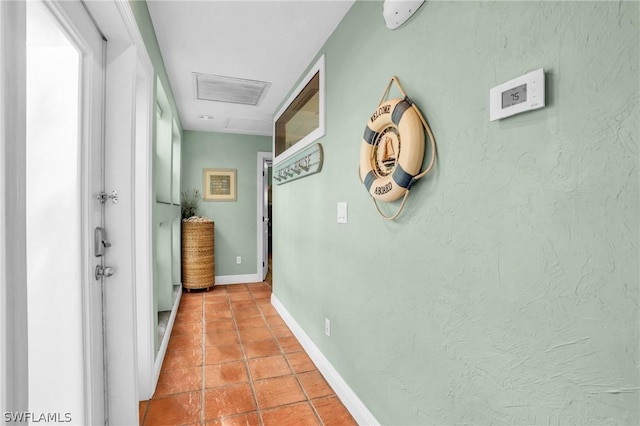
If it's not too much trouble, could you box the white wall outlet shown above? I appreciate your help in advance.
[337,202,348,224]
[325,318,331,337]
[236,256,241,264]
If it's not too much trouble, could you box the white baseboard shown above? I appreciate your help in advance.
[215,274,261,285]
[271,294,379,426]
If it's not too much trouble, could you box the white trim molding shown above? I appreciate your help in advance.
[273,54,325,165]
[215,274,261,285]
[271,294,380,426]
[153,290,181,387]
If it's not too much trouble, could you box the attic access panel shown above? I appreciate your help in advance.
[193,73,271,106]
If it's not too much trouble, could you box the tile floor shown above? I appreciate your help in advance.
[139,282,357,425]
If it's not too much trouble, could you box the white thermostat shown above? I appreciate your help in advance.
[490,68,545,121]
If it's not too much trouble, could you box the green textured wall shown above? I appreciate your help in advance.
[273,1,639,424]
[182,131,272,278]
[129,0,181,129]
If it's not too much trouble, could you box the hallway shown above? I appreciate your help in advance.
[139,283,356,425]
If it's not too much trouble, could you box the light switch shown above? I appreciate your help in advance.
[337,202,348,224]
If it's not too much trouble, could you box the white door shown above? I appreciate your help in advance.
[26,1,107,423]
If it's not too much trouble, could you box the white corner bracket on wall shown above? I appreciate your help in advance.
[383,0,425,30]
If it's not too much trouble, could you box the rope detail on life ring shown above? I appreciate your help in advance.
[359,77,437,220]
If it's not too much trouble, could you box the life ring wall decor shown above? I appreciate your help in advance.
[359,76,437,220]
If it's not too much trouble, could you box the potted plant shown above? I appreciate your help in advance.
[181,189,201,219]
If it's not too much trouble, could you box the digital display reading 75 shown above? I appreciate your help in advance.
[502,83,527,109]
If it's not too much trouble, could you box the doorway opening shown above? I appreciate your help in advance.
[257,152,272,287]
[266,160,273,286]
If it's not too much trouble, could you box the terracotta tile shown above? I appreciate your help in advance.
[179,300,203,311]
[298,371,333,399]
[204,300,231,311]
[255,299,271,308]
[162,349,203,370]
[171,321,203,336]
[232,307,262,318]
[180,295,203,305]
[181,291,204,299]
[225,284,248,293]
[204,299,229,307]
[205,329,239,346]
[205,344,244,365]
[205,412,260,426]
[178,302,203,313]
[167,334,202,351]
[260,402,320,426]
[229,291,253,301]
[243,339,281,358]
[231,299,256,309]
[238,326,273,343]
[270,325,294,338]
[246,282,269,290]
[204,288,228,298]
[253,375,306,409]
[235,316,267,329]
[205,361,249,388]
[286,351,317,374]
[175,311,203,324]
[277,336,303,353]
[139,400,148,425]
[205,310,233,320]
[204,383,256,420]
[258,305,278,316]
[251,290,271,300]
[154,366,202,397]
[180,293,203,303]
[205,319,236,332]
[265,315,286,327]
[232,298,257,306]
[263,314,281,324]
[312,396,357,426]
[248,355,291,380]
[144,391,201,426]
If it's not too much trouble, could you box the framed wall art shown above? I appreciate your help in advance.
[203,168,237,201]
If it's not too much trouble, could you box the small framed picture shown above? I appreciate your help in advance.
[203,168,237,202]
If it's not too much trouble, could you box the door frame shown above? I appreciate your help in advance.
[257,152,273,281]
[84,0,155,423]
[133,44,156,402]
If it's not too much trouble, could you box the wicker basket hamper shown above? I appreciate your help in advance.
[181,220,215,291]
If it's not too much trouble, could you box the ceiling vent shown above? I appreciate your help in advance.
[193,73,271,106]
[224,118,272,135]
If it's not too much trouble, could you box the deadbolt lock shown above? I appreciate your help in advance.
[97,190,118,204]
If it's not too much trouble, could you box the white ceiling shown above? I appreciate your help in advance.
[146,0,355,136]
